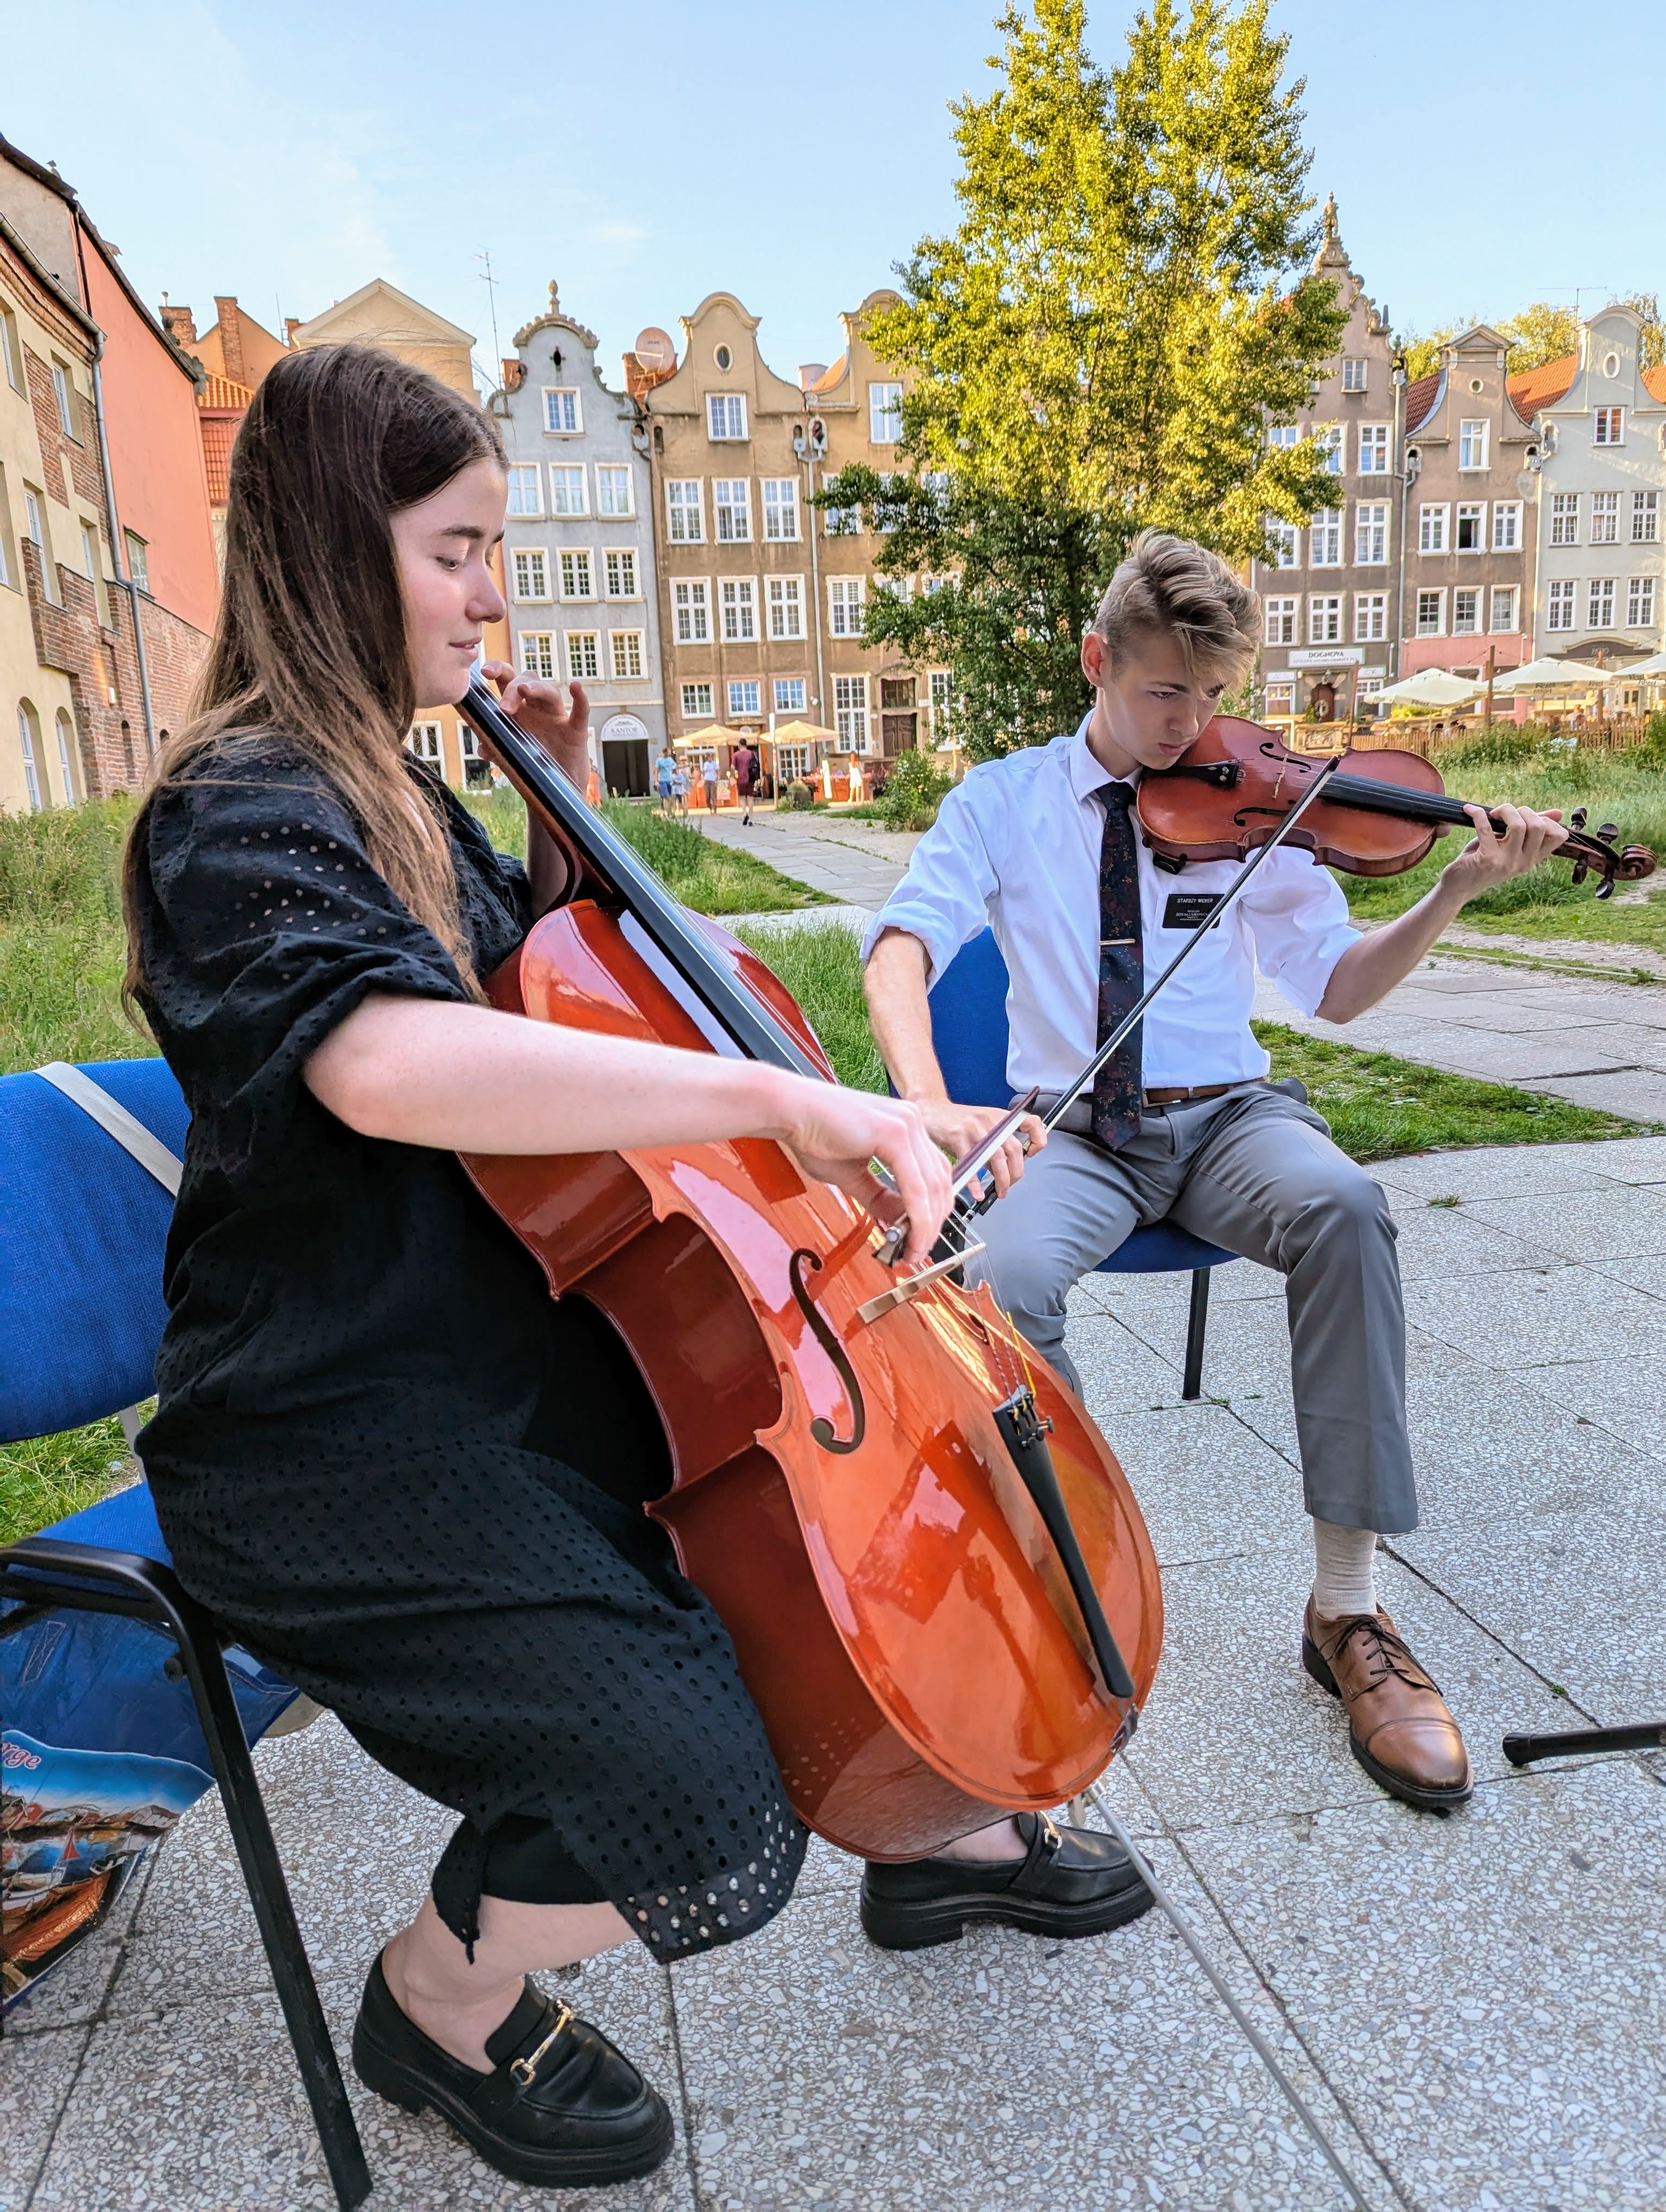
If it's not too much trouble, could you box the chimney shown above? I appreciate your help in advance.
[502,358,526,393]
[213,296,247,385]
[799,363,829,392]
[285,317,302,346]
[159,299,198,347]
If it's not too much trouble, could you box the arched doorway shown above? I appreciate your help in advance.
[600,712,650,798]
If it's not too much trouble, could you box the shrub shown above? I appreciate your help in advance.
[875,750,952,832]
[779,779,817,812]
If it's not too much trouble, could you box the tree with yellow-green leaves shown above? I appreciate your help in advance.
[817,0,1347,759]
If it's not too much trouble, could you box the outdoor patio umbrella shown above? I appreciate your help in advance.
[1373,668,1484,707]
[1499,658,1611,687]
[1621,650,1666,677]
[675,724,746,749]
[767,719,840,747]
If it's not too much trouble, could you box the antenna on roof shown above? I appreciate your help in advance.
[475,247,503,376]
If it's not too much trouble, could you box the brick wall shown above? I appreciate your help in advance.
[136,591,209,741]
[23,539,146,794]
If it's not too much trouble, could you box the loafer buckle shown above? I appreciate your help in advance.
[510,2001,574,2087]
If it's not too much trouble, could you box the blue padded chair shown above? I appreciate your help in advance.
[0,1060,370,2209]
[927,930,1236,1400]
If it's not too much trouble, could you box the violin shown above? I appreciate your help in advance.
[1137,716,1656,897]
[457,678,1163,1861]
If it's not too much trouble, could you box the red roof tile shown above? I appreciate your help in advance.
[1505,352,1576,423]
[197,371,253,412]
[200,413,237,504]
[1644,365,1666,404]
[1402,371,1441,435]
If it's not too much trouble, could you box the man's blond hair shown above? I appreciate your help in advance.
[1088,530,1259,686]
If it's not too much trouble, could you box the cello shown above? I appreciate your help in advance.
[457,677,1162,1861]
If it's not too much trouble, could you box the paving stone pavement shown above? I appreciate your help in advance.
[11,1131,1666,2209]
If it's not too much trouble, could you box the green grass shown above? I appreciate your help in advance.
[733,919,886,1090]
[0,795,147,1075]
[0,1410,146,1546]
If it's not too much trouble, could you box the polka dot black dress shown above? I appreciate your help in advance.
[130,741,806,1960]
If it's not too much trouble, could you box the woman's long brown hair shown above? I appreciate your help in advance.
[123,342,504,1009]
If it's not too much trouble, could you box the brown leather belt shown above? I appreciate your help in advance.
[1142,1078,1266,1107]
[1032,1077,1266,1134]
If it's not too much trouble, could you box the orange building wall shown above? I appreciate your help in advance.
[81,247,220,638]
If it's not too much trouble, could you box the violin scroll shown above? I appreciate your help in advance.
[1562,807,1655,899]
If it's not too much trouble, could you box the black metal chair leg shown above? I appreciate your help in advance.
[1182,1268,1211,1400]
[1504,1720,1666,1765]
[4,1542,372,2211]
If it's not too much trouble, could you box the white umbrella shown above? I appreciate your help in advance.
[1500,657,1611,687]
[1374,668,1484,707]
[1622,650,1666,677]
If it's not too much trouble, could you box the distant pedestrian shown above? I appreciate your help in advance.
[654,747,676,814]
[670,763,688,815]
[702,755,719,811]
[733,740,758,825]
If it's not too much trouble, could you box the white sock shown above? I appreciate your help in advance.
[1311,1520,1379,1620]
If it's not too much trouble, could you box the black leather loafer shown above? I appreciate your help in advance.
[351,1953,673,2187]
[860,1811,1154,1951]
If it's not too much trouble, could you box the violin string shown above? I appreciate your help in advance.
[1085,1784,1374,2211]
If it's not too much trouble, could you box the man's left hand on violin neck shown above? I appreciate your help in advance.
[1444,801,1568,895]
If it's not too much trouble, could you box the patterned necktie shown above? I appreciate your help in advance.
[1092,781,1144,1150]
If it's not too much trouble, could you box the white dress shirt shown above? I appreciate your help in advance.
[861,715,1361,1094]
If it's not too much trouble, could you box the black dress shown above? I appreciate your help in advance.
[131,740,806,1958]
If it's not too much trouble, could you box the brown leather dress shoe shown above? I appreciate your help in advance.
[1303,1599,1473,1811]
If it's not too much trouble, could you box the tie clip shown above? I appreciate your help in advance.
[1101,937,1137,947]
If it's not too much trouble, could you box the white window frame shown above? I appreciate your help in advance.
[1632,491,1660,544]
[1418,504,1449,555]
[928,669,953,736]
[1308,509,1342,567]
[1267,424,1300,451]
[507,465,543,518]
[1357,423,1389,475]
[1415,588,1445,636]
[594,464,633,518]
[681,681,714,722]
[610,628,645,679]
[828,576,867,637]
[1341,357,1368,394]
[565,628,601,681]
[767,574,804,640]
[603,547,640,601]
[1265,520,1299,570]
[407,719,443,771]
[1458,419,1489,471]
[0,307,20,391]
[1488,586,1518,633]
[706,392,748,441]
[1306,593,1342,645]
[558,548,595,601]
[124,530,148,594]
[714,478,751,543]
[773,676,808,715]
[834,672,870,751]
[1590,490,1620,546]
[666,480,704,543]
[520,631,557,679]
[1626,575,1657,628]
[1264,596,1297,647]
[1546,579,1576,632]
[1492,501,1522,551]
[868,381,904,443]
[542,388,582,435]
[16,702,41,810]
[50,361,75,437]
[1452,587,1481,635]
[1353,591,1387,643]
[511,546,550,602]
[720,576,758,642]
[762,478,799,541]
[1455,501,1486,554]
[727,678,761,719]
[673,578,710,644]
[548,464,587,517]
[1593,406,1625,446]
[1355,503,1388,565]
[1316,425,1343,477]
[1588,577,1616,631]
[1549,492,1579,546]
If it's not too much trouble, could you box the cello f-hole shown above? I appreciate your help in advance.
[789,1247,867,1454]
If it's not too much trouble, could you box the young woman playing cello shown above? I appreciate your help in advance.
[121,346,1144,2190]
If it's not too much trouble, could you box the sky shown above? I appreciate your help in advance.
[5,1,1664,392]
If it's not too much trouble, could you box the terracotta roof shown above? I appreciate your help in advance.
[1645,365,1666,404]
[807,353,848,395]
[1505,352,1577,422]
[198,371,253,411]
[1402,371,1441,435]
[200,413,238,504]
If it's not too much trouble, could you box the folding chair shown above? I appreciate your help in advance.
[0,1058,370,2211]
[926,930,1238,1399]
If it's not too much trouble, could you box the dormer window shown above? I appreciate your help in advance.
[1594,407,1625,446]
[1340,358,1368,393]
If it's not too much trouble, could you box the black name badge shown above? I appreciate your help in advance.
[1162,892,1220,931]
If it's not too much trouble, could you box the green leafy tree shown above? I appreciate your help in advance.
[1494,301,1577,375]
[818,0,1348,758]
[1398,322,1465,382]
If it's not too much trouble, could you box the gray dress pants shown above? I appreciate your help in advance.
[965,1083,1416,1535]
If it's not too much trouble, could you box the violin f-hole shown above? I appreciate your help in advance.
[789,1247,867,1454]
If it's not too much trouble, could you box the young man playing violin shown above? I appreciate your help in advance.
[864,530,1569,1814]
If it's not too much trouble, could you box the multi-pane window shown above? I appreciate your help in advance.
[1418,504,1449,554]
[1458,419,1489,470]
[507,466,542,517]
[1489,587,1518,632]
[1492,501,1522,551]
[673,580,710,643]
[1550,492,1579,545]
[1264,597,1297,647]
[1588,577,1616,629]
[720,577,757,641]
[774,677,807,714]
[1265,520,1299,569]
[1453,588,1481,634]
[1317,426,1343,475]
[1357,424,1389,474]
[828,577,866,635]
[1268,424,1300,450]
[1354,592,1387,642]
[407,721,443,771]
[1456,502,1485,553]
[869,382,903,442]
[1415,589,1444,635]
[1355,503,1388,564]
[682,681,714,721]
[1546,578,1576,631]
[50,362,74,436]
[1632,491,1659,543]
[1341,358,1368,393]
[834,673,869,750]
[1594,406,1625,445]
[1307,594,1342,644]
[565,630,600,680]
[1591,491,1619,545]
[511,548,549,601]
[79,522,97,580]
[928,670,953,733]
[707,393,748,440]
[1627,576,1657,628]
[610,629,645,678]
[727,680,761,718]
[604,548,638,599]
[0,307,20,389]
[595,465,633,517]
[559,549,594,600]
[667,480,704,542]
[767,576,803,639]
[549,465,586,515]
[822,500,860,536]
[520,631,555,679]
[543,388,581,433]
[124,530,148,593]
[714,479,751,542]
[1309,509,1342,566]
[762,479,799,540]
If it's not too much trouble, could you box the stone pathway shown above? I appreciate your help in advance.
[12,1130,1666,2208]
[693,805,918,911]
